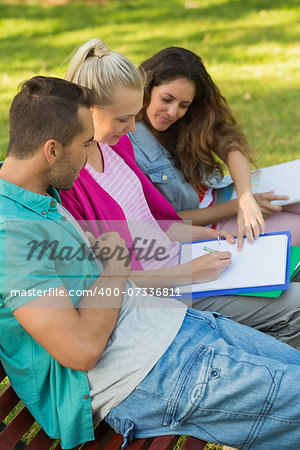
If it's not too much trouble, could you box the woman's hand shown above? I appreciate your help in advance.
[253,190,289,217]
[237,192,265,250]
[191,225,236,244]
[237,190,290,250]
[210,228,236,244]
[190,251,232,283]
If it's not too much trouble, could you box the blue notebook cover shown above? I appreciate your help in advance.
[177,231,291,299]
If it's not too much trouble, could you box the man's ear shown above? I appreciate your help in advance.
[43,139,62,163]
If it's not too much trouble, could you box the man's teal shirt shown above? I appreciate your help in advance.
[0,179,100,449]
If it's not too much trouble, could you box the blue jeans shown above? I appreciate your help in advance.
[105,309,300,449]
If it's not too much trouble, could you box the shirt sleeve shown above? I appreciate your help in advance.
[1,220,64,311]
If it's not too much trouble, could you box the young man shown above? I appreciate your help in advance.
[1,76,300,450]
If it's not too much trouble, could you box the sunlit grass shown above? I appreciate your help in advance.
[0,0,299,164]
[0,3,298,450]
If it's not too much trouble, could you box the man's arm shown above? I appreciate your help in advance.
[13,232,130,372]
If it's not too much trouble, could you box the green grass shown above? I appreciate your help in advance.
[0,0,299,164]
[0,1,298,449]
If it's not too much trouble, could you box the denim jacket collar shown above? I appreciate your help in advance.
[129,120,167,162]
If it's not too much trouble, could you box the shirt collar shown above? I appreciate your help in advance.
[0,179,61,217]
[129,120,166,162]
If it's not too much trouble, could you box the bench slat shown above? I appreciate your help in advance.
[0,383,21,422]
[0,406,35,449]
[181,436,207,449]
[101,432,124,450]
[0,364,6,381]
[122,437,151,449]
[146,435,179,449]
[26,427,60,449]
[80,421,119,449]
[0,361,207,450]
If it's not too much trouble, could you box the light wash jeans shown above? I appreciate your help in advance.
[105,309,300,449]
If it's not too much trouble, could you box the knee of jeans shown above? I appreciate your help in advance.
[211,312,232,320]
[186,309,218,328]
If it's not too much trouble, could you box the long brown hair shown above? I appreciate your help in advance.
[138,47,256,189]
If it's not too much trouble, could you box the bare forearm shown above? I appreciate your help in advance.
[177,200,238,226]
[14,267,129,371]
[166,221,232,242]
[76,267,129,366]
[227,150,252,199]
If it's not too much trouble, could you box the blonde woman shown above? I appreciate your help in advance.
[60,38,300,349]
[62,38,234,279]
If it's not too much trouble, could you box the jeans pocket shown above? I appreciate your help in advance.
[162,344,214,429]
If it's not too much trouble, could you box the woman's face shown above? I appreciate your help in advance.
[146,77,196,132]
[91,86,143,145]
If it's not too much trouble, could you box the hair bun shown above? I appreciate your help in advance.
[66,37,143,108]
[89,39,110,59]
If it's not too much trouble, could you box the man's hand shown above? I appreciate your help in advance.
[86,231,131,277]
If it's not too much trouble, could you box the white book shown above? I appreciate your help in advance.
[178,232,290,297]
[215,159,300,206]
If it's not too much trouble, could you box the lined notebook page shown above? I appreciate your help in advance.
[179,234,288,294]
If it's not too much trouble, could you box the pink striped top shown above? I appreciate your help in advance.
[85,143,180,270]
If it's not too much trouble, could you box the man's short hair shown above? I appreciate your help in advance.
[7,76,95,158]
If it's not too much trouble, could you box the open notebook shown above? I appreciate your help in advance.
[217,160,300,206]
[240,245,300,298]
[178,232,291,298]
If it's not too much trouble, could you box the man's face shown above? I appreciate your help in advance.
[50,107,95,190]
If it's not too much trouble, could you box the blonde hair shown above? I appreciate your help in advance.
[65,38,144,107]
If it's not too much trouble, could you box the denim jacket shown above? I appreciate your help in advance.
[128,121,234,212]
[128,120,200,211]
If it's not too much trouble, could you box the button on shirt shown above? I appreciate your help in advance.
[0,180,99,449]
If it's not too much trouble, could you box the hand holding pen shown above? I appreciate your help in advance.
[191,247,232,283]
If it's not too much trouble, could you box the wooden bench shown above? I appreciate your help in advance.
[0,361,207,450]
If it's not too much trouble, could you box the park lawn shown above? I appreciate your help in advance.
[0,0,299,443]
[0,0,299,448]
[0,0,299,165]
